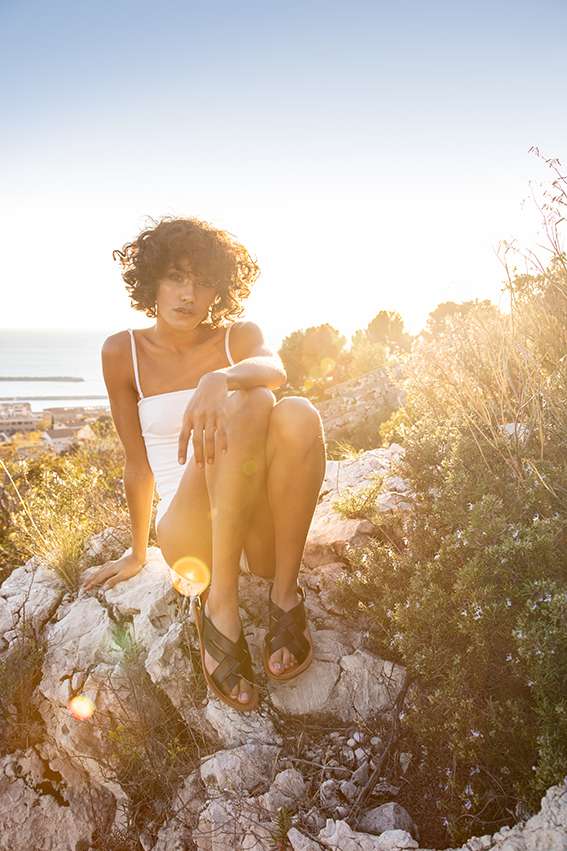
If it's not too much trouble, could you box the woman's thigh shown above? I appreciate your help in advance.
[156,456,276,573]
[155,458,212,568]
[155,387,276,571]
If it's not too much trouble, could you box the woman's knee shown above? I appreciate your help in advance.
[269,396,324,446]
[228,387,276,432]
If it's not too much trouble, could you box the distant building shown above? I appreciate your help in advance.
[44,405,109,427]
[44,424,96,454]
[0,402,50,436]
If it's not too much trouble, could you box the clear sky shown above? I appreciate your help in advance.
[1,0,566,346]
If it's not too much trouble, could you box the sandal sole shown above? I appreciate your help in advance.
[262,636,314,682]
[195,588,260,713]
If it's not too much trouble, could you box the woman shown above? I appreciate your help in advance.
[83,217,327,713]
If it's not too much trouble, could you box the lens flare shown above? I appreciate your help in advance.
[320,357,336,375]
[68,694,95,720]
[171,556,211,597]
[241,458,258,477]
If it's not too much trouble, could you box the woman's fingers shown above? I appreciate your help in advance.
[192,417,205,467]
[216,418,229,456]
[178,415,193,465]
[204,421,217,464]
[82,562,116,590]
[180,409,228,467]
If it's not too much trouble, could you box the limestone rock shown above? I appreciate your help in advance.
[288,827,326,850]
[151,770,204,851]
[304,446,411,569]
[0,748,114,851]
[204,699,282,748]
[255,768,306,814]
[199,743,279,795]
[358,802,418,839]
[318,819,418,849]
[0,558,64,651]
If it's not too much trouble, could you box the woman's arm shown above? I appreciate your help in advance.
[212,320,287,390]
[82,332,154,590]
[178,321,286,467]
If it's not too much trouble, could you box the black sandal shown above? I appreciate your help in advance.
[195,587,259,712]
[262,582,314,682]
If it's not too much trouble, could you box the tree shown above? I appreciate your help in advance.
[425,299,499,338]
[366,310,412,352]
[279,324,346,390]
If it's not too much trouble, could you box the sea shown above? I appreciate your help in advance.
[0,329,112,413]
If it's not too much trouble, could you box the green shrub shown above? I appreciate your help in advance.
[332,262,567,846]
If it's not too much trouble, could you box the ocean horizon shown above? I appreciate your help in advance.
[0,328,113,413]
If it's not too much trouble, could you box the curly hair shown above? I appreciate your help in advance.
[113,216,260,327]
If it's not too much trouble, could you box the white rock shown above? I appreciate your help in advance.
[357,802,418,839]
[288,826,325,850]
[152,770,204,851]
[199,743,279,794]
[319,819,418,849]
[204,700,281,748]
[0,560,64,651]
[0,748,114,851]
[255,768,306,814]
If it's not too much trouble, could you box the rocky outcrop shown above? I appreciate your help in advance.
[304,444,412,568]
[316,365,406,443]
[0,446,565,851]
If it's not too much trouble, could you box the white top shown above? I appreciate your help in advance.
[127,325,235,526]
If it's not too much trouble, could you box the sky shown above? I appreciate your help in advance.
[1,0,566,347]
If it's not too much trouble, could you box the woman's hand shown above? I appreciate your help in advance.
[81,552,146,591]
[178,372,229,467]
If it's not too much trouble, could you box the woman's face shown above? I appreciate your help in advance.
[155,255,219,328]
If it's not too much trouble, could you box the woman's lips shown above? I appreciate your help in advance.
[175,308,194,314]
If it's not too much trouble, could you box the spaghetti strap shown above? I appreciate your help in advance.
[224,323,235,366]
[127,328,144,399]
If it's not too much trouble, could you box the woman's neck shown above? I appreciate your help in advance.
[150,317,213,353]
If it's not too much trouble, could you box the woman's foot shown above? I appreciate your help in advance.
[203,594,258,704]
[267,583,310,676]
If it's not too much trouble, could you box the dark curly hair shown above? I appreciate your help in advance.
[113,216,260,327]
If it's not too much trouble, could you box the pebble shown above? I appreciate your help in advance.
[354,747,367,762]
[347,738,356,748]
[352,760,370,786]
[341,747,355,767]
[320,778,341,809]
[353,731,365,743]
[335,805,349,819]
[370,736,382,747]
[339,780,358,802]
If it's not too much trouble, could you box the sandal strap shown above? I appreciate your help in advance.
[202,608,255,694]
[266,584,310,665]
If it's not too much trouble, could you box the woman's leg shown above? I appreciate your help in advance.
[157,387,275,704]
[243,396,326,675]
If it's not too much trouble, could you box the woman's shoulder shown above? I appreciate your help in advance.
[227,319,272,360]
[101,327,149,363]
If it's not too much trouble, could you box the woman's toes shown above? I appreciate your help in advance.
[238,678,252,703]
[270,649,284,673]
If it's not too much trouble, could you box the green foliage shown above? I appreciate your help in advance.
[279,323,346,390]
[93,634,203,838]
[331,259,567,846]
[269,806,293,848]
[347,330,386,380]
[0,425,158,589]
[366,309,412,352]
[325,440,366,461]
[424,298,500,339]
[333,476,384,523]
[0,625,46,756]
